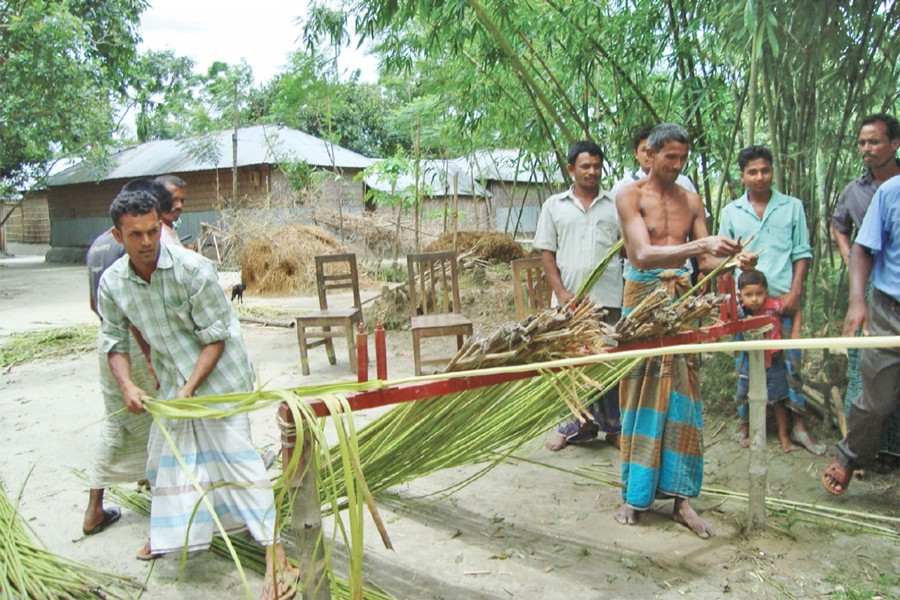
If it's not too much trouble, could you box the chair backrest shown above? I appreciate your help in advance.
[511,257,552,319]
[314,253,361,310]
[406,251,462,317]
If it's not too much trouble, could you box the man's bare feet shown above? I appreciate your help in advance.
[779,436,799,453]
[262,544,299,600]
[615,504,638,525]
[730,424,749,448]
[672,498,715,539]
[606,433,621,449]
[792,429,827,455]
[136,540,161,561]
[546,432,567,452]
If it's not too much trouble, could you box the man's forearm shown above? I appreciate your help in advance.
[831,225,852,265]
[848,244,873,306]
[540,250,570,299]
[180,341,226,398]
[108,352,134,392]
[628,237,707,270]
[788,258,809,298]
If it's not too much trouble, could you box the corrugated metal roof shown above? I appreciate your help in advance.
[364,159,491,198]
[454,149,565,184]
[47,125,373,186]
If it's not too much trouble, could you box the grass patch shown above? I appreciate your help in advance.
[0,325,98,367]
[828,571,900,600]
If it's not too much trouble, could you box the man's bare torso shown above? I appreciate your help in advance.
[632,178,703,266]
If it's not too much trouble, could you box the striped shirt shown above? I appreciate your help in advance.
[98,244,255,399]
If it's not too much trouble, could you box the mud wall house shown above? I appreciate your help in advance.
[453,150,565,237]
[363,159,493,243]
[45,125,372,261]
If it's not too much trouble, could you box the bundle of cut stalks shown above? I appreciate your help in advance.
[0,481,142,599]
[445,301,618,372]
[614,288,727,344]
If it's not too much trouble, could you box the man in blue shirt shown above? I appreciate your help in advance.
[823,175,900,494]
[718,146,825,455]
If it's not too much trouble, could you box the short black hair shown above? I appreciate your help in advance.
[737,145,774,171]
[154,174,186,189]
[738,269,768,289]
[860,113,900,141]
[110,189,159,228]
[647,124,689,151]
[632,125,655,152]
[122,179,174,213]
[567,140,604,166]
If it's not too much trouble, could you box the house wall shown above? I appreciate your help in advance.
[420,195,492,237]
[46,165,366,251]
[2,191,50,244]
[489,180,564,236]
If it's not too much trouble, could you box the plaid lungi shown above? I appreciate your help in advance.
[619,268,703,509]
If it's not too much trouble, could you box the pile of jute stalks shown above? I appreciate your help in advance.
[445,289,726,373]
[615,288,727,344]
[445,301,618,372]
[1,481,142,599]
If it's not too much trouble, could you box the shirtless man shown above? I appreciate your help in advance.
[614,123,752,538]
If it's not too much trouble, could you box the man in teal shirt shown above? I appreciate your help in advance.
[718,145,825,455]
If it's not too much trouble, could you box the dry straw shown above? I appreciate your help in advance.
[241,224,347,296]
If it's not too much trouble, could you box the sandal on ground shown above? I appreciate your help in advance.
[792,430,827,456]
[822,460,853,495]
[82,507,121,536]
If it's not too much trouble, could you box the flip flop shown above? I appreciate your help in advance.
[822,460,852,495]
[82,507,121,536]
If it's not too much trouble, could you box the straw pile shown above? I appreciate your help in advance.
[425,231,524,263]
[241,224,346,296]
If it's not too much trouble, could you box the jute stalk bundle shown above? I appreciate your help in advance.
[0,480,143,599]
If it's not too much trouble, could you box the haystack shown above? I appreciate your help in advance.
[425,231,524,263]
[241,224,346,295]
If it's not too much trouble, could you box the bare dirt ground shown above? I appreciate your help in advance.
[1,247,898,600]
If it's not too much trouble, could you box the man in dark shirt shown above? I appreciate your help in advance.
[831,113,900,467]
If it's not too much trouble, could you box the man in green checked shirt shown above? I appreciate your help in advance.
[97,189,295,600]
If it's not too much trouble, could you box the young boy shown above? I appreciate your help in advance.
[731,270,804,453]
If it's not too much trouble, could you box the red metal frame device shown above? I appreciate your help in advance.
[303,313,777,418]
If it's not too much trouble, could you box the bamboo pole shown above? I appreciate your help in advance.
[747,349,767,530]
[280,404,331,600]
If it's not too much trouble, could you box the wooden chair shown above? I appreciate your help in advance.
[511,256,552,319]
[407,251,473,375]
[295,253,363,376]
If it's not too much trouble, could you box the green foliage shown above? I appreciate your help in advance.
[131,50,199,142]
[358,149,417,210]
[261,48,405,157]
[0,0,146,188]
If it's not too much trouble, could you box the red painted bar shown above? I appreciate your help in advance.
[375,322,387,380]
[302,313,777,418]
[356,323,368,383]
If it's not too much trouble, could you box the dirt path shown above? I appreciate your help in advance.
[1,252,898,599]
